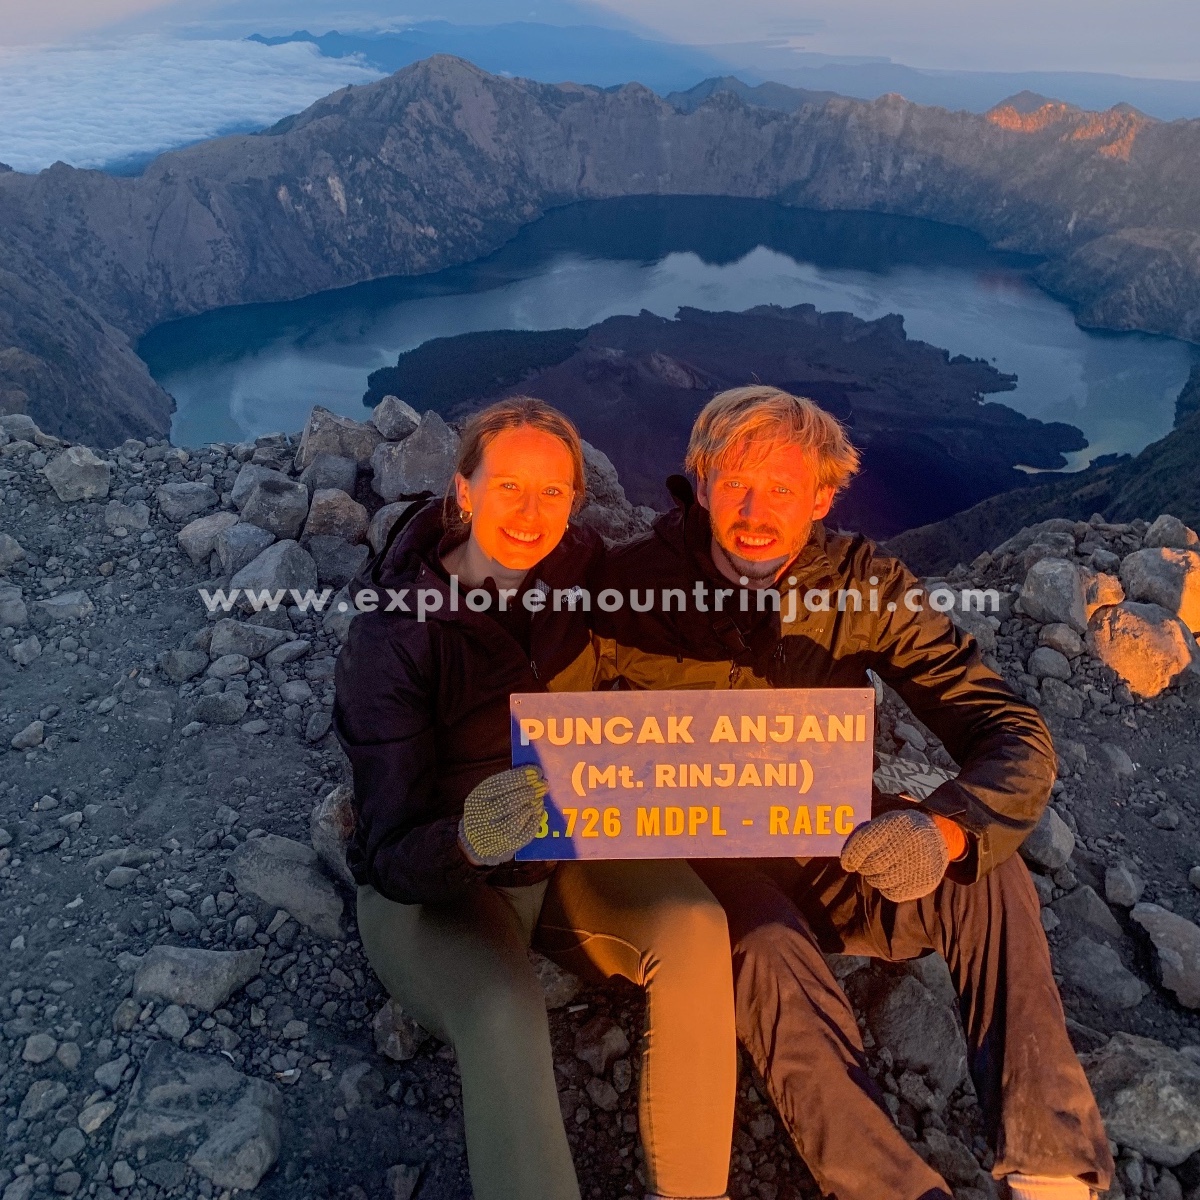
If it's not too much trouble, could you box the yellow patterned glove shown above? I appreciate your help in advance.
[458,765,549,867]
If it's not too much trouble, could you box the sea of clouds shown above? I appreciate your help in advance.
[0,35,385,175]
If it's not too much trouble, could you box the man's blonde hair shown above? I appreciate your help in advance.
[685,386,860,494]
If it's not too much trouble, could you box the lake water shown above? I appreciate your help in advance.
[142,197,1198,469]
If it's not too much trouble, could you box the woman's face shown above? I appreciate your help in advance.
[454,426,577,572]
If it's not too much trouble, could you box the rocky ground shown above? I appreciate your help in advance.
[2,403,1200,1200]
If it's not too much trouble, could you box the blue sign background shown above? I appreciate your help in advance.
[512,688,875,860]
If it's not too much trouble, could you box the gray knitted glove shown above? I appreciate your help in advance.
[840,809,950,902]
[458,765,548,867]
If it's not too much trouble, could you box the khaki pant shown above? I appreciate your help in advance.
[358,859,736,1200]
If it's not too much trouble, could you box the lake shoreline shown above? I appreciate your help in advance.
[140,197,1197,535]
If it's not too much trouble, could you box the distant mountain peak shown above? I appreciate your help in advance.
[667,75,839,114]
[986,91,1154,161]
[993,90,1069,114]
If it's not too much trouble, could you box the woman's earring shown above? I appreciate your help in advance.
[461,509,472,522]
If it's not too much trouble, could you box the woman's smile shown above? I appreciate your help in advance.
[501,527,543,545]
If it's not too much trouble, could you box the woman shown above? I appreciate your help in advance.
[333,397,736,1200]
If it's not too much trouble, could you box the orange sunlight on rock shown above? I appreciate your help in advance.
[987,102,1148,161]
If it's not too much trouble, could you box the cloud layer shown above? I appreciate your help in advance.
[0,35,384,174]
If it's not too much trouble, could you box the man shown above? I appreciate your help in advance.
[596,386,1112,1200]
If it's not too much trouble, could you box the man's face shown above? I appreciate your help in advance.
[696,438,836,585]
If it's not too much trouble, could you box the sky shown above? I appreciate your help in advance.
[602,0,1200,79]
[1,0,1196,175]
[4,0,1198,79]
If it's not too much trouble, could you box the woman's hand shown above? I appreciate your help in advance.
[458,765,549,867]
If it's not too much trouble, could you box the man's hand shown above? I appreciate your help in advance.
[458,765,548,867]
[840,809,951,902]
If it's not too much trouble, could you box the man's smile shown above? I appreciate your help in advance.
[734,533,776,549]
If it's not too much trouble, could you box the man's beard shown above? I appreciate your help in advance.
[716,520,809,586]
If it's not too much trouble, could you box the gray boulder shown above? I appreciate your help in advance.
[1106,865,1145,908]
[227,834,344,939]
[0,582,27,626]
[19,1079,69,1121]
[949,608,997,653]
[177,511,239,565]
[0,532,26,571]
[1132,903,1200,1008]
[1059,937,1147,1008]
[1020,558,1087,633]
[159,649,208,683]
[372,999,427,1062]
[919,1128,986,1189]
[249,438,295,471]
[9,634,41,667]
[1028,645,1072,681]
[295,405,382,470]
[1019,531,1076,571]
[575,440,655,544]
[323,584,358,642]
[302,488,368,543]
[370,395,421,441]
[231,541,318,613]
[1039,622,1084,658]
[43,445,111,501]
[1099,743,1137,776]
[156,481,218,522]
[861,971,967,1095]
[104,499,150,533]
[310,785,356,888]
[1082,568,1125,619]
[209,618,294,661]
[39,590,93,620]
[1019,806,1075,871]
[230,464,283,509]
[239,474,310,540]
[1088,601,1200,699]
[111,1042,282,1190]
[191,693,249,725]
[368,501,417,554]
[208,653,249,679]
[0,413,40,440]
[530,950,582,1010]
[215,522,276,576]
[370,411,459,502]
[1144,514,1199,550]
[1039,677,1084,720]
[1120,547,1200,633]
[265,638,310,669]
[298,452,357,497]
[133,946,265,1012]
[307,536,369,587]
[1052,885,1122,939]
[1082,1033,1200,1166]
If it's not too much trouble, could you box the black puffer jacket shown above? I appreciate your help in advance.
[595,479,1057,882]
[333,502,605,905]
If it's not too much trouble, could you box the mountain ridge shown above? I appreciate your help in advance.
[1,54,1198,463]
[887,376,1200,574]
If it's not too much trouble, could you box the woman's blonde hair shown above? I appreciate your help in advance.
[444,396,587,533]
[684,385,860,494]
